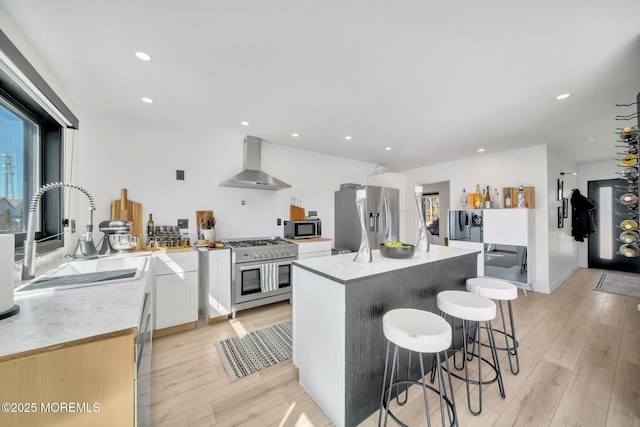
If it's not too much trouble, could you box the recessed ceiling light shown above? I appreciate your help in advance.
[241,121,250,126]
[385,147,392,151]
[135,51,152,61]
[556,93,571,100]
[292,133,299,137]
[141,97,153,103]
[345,136,352,140]
[478,148,485,152]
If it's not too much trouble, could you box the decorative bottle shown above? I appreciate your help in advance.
[460,189,468,209]
[505,191,512,208]
[484,185,491,208]
[474,184,482,209]
[517,185,526,208]
[146,213,154,246]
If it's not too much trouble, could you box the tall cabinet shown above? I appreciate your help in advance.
[483,209,535,285]
[198,248,232,321]
[448,208,535,287]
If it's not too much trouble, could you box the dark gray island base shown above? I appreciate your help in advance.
[292,246,478,427]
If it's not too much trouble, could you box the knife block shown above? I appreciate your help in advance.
[289,205,306,221]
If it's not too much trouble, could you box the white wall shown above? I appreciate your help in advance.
[546,146,579,292]
[72,110,376,247]
[576,160,618,267]
[401,144,561,294]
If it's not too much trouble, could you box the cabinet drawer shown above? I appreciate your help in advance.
[155,271,198,329]
[296,240,332,255]
[155,251,198,275]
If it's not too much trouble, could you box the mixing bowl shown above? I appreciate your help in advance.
[109,233,138,251]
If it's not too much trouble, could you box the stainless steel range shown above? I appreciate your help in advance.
[223,237,298,317]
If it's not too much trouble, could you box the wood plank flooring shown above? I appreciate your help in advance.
[151,268,640,426]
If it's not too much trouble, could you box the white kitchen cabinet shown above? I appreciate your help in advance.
[482,209,535,285]
[154,250,199,330]
[198,248,232,321]
[296,239,332,259]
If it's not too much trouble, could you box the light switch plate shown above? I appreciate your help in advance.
[176,170,185,180]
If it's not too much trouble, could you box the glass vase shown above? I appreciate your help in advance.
[353,190,372,263]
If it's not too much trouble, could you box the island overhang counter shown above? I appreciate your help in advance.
[292,245,479,427]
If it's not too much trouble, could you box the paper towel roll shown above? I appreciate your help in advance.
[0,234,15,313]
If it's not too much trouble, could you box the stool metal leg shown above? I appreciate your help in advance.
[396,350,411,405]
[381,344,399,427]
[442,350,459,427]
[461,319,483,415]
[418,353,433,427]
[378,341,392,427]
[467,320,479,362]
[503,300,520,375]
[486,321,505,398]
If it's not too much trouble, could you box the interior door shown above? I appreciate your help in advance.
[587,179,640,273]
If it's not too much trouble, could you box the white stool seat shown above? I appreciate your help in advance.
[383,308,452,354]
[467,277,518,301]
[437,290,496,322]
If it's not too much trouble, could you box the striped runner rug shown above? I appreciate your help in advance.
[214,321,292,381]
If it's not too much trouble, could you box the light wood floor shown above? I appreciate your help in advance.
[151,268,640,426]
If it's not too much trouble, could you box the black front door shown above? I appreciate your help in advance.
[587,178,640,273]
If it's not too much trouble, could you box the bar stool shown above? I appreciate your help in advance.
[466,277,520,375]
[435,290,505,416]
[379,308,458,427]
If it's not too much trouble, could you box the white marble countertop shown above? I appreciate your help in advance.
[0,255,150,360]
[293,245,479,284]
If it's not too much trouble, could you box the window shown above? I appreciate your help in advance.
[0,98,39,234]
[0,28,78,259]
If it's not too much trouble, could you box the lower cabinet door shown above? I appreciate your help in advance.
[155,271,198,329]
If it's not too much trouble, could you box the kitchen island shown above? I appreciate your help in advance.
[292,245,478,427]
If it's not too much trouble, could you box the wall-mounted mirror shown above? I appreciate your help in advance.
[483,243,528,283]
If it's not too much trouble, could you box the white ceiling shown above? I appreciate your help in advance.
[1,0,639,171]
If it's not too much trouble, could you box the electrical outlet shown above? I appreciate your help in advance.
[176,170,185,180]
[178,218,188,229]
[277,218,281,226]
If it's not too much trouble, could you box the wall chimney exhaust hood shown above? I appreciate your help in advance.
[219,136,291,190]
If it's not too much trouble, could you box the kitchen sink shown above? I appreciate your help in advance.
[16,255,148,293]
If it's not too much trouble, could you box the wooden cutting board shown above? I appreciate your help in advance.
[110,188,143,250]
[196,210,215,239]
[289,205,305,221]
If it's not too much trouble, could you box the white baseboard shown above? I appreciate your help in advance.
[550,265,580,293]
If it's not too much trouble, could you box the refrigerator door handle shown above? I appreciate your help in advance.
[383,198,390,241]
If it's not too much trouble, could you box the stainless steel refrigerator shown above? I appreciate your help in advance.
[334,186,400,252]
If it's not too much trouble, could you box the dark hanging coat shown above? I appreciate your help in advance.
[570,189,596,242]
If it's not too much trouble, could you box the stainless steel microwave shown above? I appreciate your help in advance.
[284,220,321,239]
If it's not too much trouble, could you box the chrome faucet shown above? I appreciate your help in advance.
[22,182,98,279]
